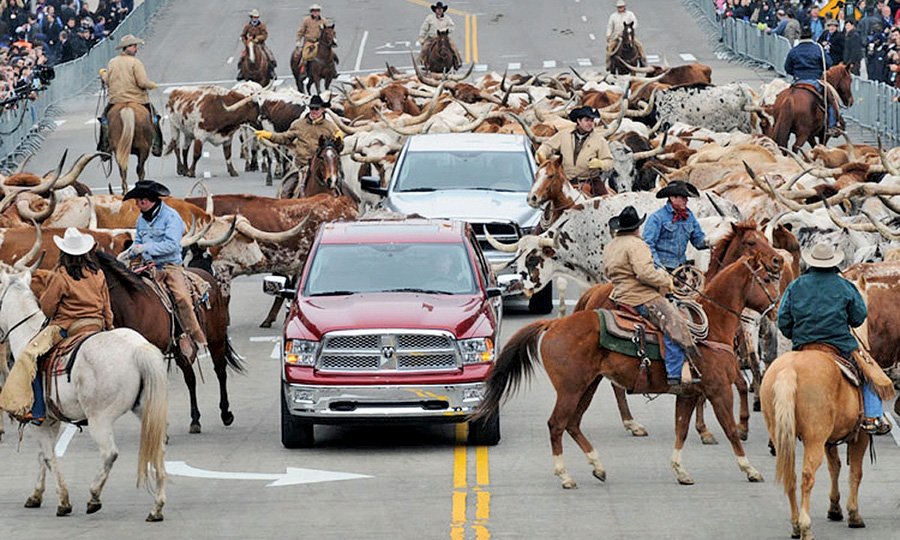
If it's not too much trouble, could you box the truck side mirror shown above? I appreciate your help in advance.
[360,175,387,196]
[485,287,503,299]
[263,275,295,299]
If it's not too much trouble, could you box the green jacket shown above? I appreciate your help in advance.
[777,267,867,357]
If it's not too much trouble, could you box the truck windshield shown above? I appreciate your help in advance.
[304,243,478,296]
[395,151,533,192]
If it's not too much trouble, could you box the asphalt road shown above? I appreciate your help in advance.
[3,1,900,539]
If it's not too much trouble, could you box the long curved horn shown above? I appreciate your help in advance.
[234,214,310,242]
[343,88,383,108]
[861,208,900,241]
[54,151,106,188]
[450,105,496,133]
[823,199,876,232]
[26,149,69,196]
[351,152,384,164]
[877,194,900,214]
[503,112,550,144]
[411,52,441,87]
[483,228,521,253]
[841,132,859,162]
[705,192,725,217]
[179,216,216,247]
[87,195,97,229]
[446,62,475,82]
[624,93,655,118]
[632,131,668,160]
[223,94,254,112]
[878,136,900,176]
[197,215,239,248]
[620,59,656,74]
[15,193,56,223]
[599,98,628,138]
[189,180,214,215]
[324,109,372,134]
[13,222,42,270]
[377,109,427,136]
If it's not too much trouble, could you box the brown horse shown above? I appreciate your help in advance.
[608,22,644,75]
[761,347,882,539]
[278,136,344,199]
[422,29,460,73]
[96,252,244,434]
[107,102,154,193]
[238,40,272,87]
[292,22,338,95]
[768,64,854,152]
[476,253,781,488]
[528,158,604,232]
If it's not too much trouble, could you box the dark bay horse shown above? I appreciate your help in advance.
[422,29,460,73]
[769,64,854,152]
[292,23,338,94]
[476,253,781,488]
[108,102,154,193]
[97,252,244,434]
[238,40,272,87]
[279,136,344,199]
[608,22,644,75]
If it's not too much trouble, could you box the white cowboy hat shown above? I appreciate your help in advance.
[248,9,260,18]
[116,34,145,49]
[616,0,627,7]
[801,241,844,269]
[309,3,322,11]
[53,227,95,256]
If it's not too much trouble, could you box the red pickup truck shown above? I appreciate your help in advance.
[264,219,503,448]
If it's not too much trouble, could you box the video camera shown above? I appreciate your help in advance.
[0,65,55,107]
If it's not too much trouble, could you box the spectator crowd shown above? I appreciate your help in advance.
[717,1,900,87]
[1,1,133,104]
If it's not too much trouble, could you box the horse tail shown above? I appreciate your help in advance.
[472,320,549,421]
[771,366,798,498]
[224,337,246,374]
[117,106,135,172]
[134,343,168,490]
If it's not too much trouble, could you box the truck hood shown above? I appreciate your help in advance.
[288,293,488,340]
[386,190,541,226]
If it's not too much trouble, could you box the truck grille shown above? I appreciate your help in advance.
[318,331,460,372]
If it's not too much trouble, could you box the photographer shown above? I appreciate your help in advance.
[818,19,845,65]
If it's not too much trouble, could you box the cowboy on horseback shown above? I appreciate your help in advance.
[606,0,645,71]
[604,205,702,390]
[778,241,892,435]
[98,34,163,158]
[535,106,613,196]
[642,181,707,273]
[238,9,277,81]
[784,26,843,138]
[254,94,343,195]
[417,2,462,69]
[119,180,208,360]
[295,4,327,76]
[0,228,113,426]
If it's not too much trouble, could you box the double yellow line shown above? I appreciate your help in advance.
[451,424,491,539]
[406,0,479,63]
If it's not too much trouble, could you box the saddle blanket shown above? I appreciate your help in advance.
[596,308,664,360]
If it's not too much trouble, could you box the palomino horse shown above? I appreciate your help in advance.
[279,136,344,199]
[422,29,460,73]
[238,40,272,87]
[108,102,154,193]
[96,252,244,434]
[768,63,854,152]
[608,22,645,75]
[476,253,781,488]
[0,269,167,521]
[292,22,338,94]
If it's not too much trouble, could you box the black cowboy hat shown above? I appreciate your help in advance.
[656,180,699,199]
[308,94,330,109]
[123,180,171,201]
[431,2,449,12]
[568,106,600,122]
[608,205,645,232]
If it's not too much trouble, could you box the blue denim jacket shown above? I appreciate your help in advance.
[135,201,185,265]
[642,202,705,270]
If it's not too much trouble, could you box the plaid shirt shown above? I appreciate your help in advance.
[641,202,705,270]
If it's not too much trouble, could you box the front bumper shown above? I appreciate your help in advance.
[282,381,486,422]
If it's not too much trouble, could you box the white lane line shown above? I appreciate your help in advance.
[507,62,521,70]
[54,120,67,127]
[227,56,234,65]
[581,15,587,22]
[680,53,697,61]
[270,343,280,359]
[354,30,369,72]
[542,60,557,68]
[588,33,596,41]
[646,54,661,64]
[55,424,78,457]
[577,58,592,67]
[474,64,488,72]
[203,171,211,178]
[84,119,98,125]
[249,336,280,342]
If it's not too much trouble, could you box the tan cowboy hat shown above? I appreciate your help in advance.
[616,0,627,7]
[309,3,322,11]
[826,19,839,27]
[53,227,95,256]
[801,241,844,269]
[116,34,144,49]
[248,9,260,18]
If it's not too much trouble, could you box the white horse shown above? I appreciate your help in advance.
[0,269,168,522]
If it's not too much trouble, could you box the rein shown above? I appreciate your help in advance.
[671,260,779,324]
[0,285,47,343]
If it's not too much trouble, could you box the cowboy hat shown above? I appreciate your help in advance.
[608,205,645,233]
[309,3,322,11]
[656,180,700,199]
[123,180,171,201]
[801,241,844,269]
[53,227,95,256]
[616,0,627,7]
[116,34,144,49]
[308,94,330,109]
[826,19,839,27]
[568,106,600,122]
[431,2,449,12]
[248,9,260,18]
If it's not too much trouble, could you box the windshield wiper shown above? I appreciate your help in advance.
[310,290,357,296]
[381,287,452,295]
[400,187,439,192]
[465,187,521,192]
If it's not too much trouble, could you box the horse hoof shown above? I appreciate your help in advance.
[827,510,844,522]
[24,496,41,508]
[747,471,764,483]
[768,440,776,456]
[146,512,164,522]
[676,475,695,486]
[699,432,719,445]
[86,500,101,514]
[738,429,749,442]
[228,169,239,178]
[592,470,606,482]
[265,179,273,187]
[561,480,577,489]
[848,519,865,529]
[221,411,235,426]
[189,423,201,434]
[630,428,648,437]
[56,504,72,516]
[753,400,761,412]
[259,320,273,329]
[186,171,196,178]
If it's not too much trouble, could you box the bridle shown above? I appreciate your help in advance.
[0,283,46,343]
[309,142,342,193]
[672,259,780,323]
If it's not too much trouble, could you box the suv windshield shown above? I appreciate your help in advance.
[305,243,478,296]
[395,151,533,192]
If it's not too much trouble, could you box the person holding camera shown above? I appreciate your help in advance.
[844,18,866,75]
[818,19,845,65]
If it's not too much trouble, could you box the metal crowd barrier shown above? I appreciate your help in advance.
[688,0,900,141]
[0,0,167,164]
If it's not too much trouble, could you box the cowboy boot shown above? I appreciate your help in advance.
[151,115,163,157]
[97,119,111,160]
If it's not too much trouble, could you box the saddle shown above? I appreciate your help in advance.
[799,343,861,387]
[41,329,101,425]
[596,307,665,361]
[792,82,824,103]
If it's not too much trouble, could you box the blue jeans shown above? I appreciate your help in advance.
[636,304,685,380]
[31,370,45,420]
[863,382,883,418]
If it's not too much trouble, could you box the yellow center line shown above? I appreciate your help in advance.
[471,16,479,64]
[464,15,472,64]
[450,423,468,538]
[404,0,478,66]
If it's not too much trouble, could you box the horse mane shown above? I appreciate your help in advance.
[707,219,759,277]
[95,251,146,294]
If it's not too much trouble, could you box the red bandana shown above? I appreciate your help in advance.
[672,208,689,222]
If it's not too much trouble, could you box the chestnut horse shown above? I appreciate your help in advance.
[608,22,644,75]
[238,40,272,88]
[292,22,338,95]
[421,29,460,73]
[768,64,853,152]
[279,136,344,199]
[528,158,603,232]
[475,253,781,488]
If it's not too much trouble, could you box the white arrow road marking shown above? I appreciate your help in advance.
[164,461,371,487]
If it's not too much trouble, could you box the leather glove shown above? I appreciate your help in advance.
[99,68,107,76]
[255,130,273,140]
[333,129,344,141]
[588,157,610,170]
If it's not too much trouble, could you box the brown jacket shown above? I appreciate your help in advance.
[536,127,613,180]
[296,15,323,43]
[242,21,269,43]
[603,233,673,307]
[38,267,114,331]
[102,53,157,105]
[269,116,342,166]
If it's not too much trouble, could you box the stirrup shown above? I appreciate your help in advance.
[862,416,892,436]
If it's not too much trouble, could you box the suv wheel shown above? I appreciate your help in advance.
[528,282,554,315]
[467,413,501,446]
[281,393,315,448]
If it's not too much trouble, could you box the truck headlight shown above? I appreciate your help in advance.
[284,339,318,366]
[458,338,495,364]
